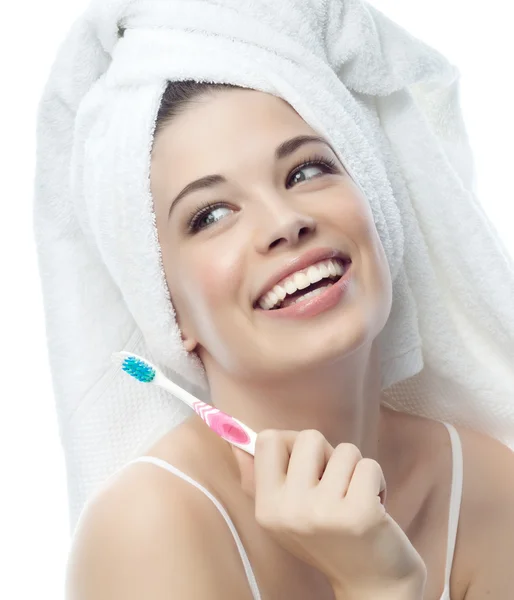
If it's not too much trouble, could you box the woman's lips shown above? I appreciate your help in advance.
[254,248,350,307]
[255,263,353,319]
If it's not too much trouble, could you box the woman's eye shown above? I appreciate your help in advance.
[187,158,339,233]
[189,204,233,233]
[287,160,338,188]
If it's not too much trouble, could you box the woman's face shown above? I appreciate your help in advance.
[151,88,392,383]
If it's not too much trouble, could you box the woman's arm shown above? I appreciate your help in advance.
[65,467,255,600]
[459,430,514,599]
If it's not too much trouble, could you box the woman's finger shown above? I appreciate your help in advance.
[231,445,256,497]
[253,429,298,494]
[317,442,362,497]
[285,430,333,490]
[345,458,386,506]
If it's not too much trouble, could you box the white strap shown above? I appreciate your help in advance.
[129,427,463,600]
[127,456,262,600]
[441,423,464,598]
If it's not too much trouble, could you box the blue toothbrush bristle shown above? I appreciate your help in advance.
[122,357,156,383]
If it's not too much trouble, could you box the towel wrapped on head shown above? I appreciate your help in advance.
[34,0,514,532]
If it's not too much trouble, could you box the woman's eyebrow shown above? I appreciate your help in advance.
[274,134,335,160]
[167,134,335,219]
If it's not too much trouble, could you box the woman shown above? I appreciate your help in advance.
[63,80,514,599]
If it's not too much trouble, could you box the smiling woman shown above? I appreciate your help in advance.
[151,83,392,384]
[65,78,514,600]
[33,1,514,600]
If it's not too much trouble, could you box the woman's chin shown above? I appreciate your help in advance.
[251,321,372,379]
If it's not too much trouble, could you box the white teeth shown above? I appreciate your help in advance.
[258,257,349,310]
[306,265,323,283]
[290,284,333,305]
[319,263,330,278]
[268,291,279,306]
[275,285,287,301]
[284,280,296,295]
[294,272,310,290]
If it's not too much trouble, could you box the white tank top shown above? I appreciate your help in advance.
[127,422,463,600]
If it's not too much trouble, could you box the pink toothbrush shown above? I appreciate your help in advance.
[111,351,256,455]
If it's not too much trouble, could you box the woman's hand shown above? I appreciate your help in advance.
[232,429,426,600]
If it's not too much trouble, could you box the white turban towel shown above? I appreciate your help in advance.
[33,0,514,532]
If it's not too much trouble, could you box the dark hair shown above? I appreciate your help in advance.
[154,79,240,137]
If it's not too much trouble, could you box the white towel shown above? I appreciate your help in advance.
[34,0,514,533]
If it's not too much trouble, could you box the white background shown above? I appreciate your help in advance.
[0,1,512,598]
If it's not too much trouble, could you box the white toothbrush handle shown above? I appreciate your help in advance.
[154,371,198,411]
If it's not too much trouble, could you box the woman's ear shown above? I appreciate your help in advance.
[178,320,198,352]
[181,333,198,352]
[174,305,198,352]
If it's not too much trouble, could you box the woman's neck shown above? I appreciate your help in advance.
[206,341,386,460]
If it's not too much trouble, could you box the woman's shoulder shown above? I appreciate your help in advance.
[73,437,212,538]
[454,424,514,523]
[408,416,514,534]
[76,414,236,533]
[79,415,215,514]
[65,418,253,599]
[449,424,514,598]
[395,414,514,597]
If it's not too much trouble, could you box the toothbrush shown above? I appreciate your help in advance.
[112,351,256,455]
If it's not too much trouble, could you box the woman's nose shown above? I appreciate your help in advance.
[254,202,317,253]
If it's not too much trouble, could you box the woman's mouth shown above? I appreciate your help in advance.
[255,257,350,310]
